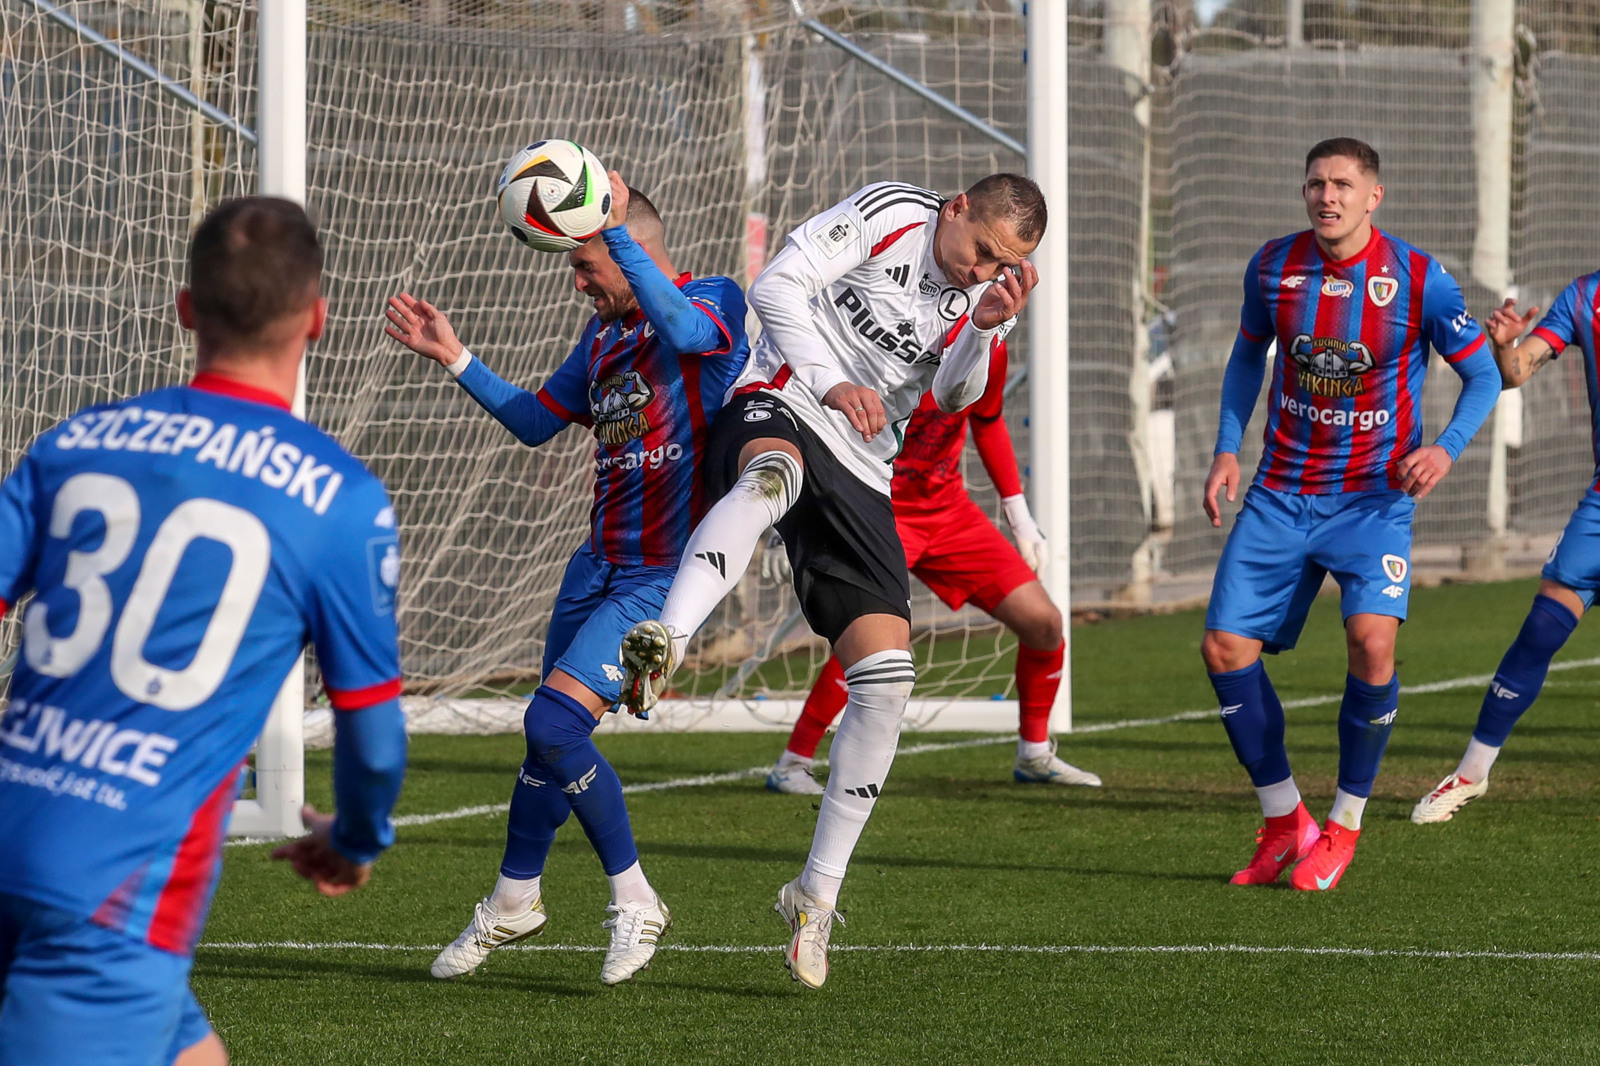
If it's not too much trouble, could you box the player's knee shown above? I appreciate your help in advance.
[1017,602,1064,650]
[843,650,916,720]
[522,688,580,761]
[733,449,803,523]
[1201,630,1250,674]
[1345,626,1395,681]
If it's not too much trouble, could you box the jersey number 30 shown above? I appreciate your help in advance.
[23,472,271,711]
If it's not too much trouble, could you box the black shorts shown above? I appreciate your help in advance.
[706,390,911,644]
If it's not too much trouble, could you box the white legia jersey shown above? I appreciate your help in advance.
[736,181,1014,491]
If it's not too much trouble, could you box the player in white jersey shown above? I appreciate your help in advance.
[620,175,1044,987]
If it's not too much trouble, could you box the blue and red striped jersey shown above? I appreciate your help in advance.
[536,273,748,567]
[0,376,402,954]
[1530,270,1600,488]
[1240,228,1486,494]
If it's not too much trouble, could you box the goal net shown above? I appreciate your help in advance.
[6,1,1596,769]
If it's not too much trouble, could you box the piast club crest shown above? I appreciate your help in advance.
[590,370,654,444]
[1288,333,1375,397]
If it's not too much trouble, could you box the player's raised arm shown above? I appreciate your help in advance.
[931,260,1035,414]
[272,479,408,896]
[1204,249,1274,526]
[1398,261,1498,500]
[1488,282,1580,389]
[598,173,744,358]
[749,198,888,439]
[386,292,585,447]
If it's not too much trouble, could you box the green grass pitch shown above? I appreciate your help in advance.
[199,578,1600,1064]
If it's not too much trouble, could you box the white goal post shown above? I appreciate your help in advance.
[225,0,307,839]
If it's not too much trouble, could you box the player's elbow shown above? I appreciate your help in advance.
[747,271,781,319]
[933,385,975,414]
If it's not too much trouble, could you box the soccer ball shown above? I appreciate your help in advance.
[496,139,612,252]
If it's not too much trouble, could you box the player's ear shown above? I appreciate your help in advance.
[175,289,196,331]
[1369,182,1384,211]
[307,296,328,342]
[944,193,968,221]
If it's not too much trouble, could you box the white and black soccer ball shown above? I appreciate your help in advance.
[496,139,612,252]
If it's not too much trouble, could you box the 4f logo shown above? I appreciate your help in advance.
[1281,275,1308,289]
[1370,709,1398,727]
[563,765,599,795]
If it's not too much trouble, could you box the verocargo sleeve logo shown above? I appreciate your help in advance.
[589,371,655,445]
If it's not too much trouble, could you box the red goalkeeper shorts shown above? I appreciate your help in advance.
[897,497,1037,615]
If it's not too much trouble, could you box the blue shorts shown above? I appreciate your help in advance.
[543,545,676,706]
[1542,489,1600,609]
[1206,485,1416,652]
[0,893,211,1066]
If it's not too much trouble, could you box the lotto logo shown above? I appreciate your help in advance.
[1322,277,1355,297]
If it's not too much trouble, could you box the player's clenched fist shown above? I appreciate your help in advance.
[385,292,465,365]
[823,381,888,443]
[1202,452,1241,527]
[271,805,374,898]
[972,259,1038,330]
[1396,444,1452,500]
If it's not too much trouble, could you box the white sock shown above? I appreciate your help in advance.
[800,650,915,907]
[491,874,540,912]
[607,860,655,908]
[777,749,813,769]
[1017,738,1051,761]
[1456,737,1501,783]
[1256,776,1302,819]
[1328,788,1367,830]
[659,450,803,662]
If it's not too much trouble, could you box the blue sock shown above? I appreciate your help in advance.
[1336,672,1399,799]
[520,686,639,876]
[1473,594,1580,747]
[500,753,570,880]
[1210,661,1292,787]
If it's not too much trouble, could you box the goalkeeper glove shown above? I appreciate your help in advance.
[1001,493,1047,575]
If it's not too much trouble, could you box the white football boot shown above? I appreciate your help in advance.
[600,895,672,985]
[430,896,547,978]
[619,620,678,718]
[766,754,825,795]
[1411,773,1490,824]
[775,879,842,989]
[1013,740,1102,787]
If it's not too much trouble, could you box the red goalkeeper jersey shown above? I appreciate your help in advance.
[891,340,1022,511]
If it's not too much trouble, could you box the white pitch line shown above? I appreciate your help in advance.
[225,655,1600,848]
[194,940,1600,962]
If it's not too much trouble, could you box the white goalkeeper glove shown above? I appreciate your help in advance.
[1001,493,1048,575]
[758,528,791,582]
